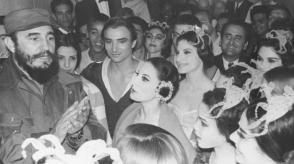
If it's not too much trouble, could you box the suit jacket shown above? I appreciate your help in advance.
[75,0,121,27]
[227,0,253,21]
[214,53,251,74]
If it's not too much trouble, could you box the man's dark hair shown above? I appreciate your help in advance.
[86,13,109,31]
[126,16,148,33]
[250,5,270,21]
[50,0,74,14]
[172,14,201,28]
[102,17,137,41]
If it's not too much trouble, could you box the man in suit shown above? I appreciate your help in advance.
[214,21,250,74]
[228,0,253,21]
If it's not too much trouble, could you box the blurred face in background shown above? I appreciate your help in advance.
[268,9,289,28]
[145,27,166,55]
[58,46,78,73]
[252,13,269,37]
[88,21,105,53]
[216,17,229,33]
[213,1,227,18]
[172,24,194,49]
[0,25,8,58]
[54,3,73,30]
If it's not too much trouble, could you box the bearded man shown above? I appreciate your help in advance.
[0,8,90,163]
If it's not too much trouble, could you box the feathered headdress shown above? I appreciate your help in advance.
[238,83,294,137]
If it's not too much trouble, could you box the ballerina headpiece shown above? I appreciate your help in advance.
[238,83,294,138]
[210,77,248,118]
[265,29,293,54]
[191,25,212,50]
[148,21,169,32]
[21,134,123,164]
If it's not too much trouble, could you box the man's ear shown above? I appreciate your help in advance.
[243,41,248,50]
[131,40,137,49]
[4,36,15,53]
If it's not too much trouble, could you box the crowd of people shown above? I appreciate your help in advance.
[0,0,294,163]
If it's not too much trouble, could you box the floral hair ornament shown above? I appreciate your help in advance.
[238,83,294,138]
[148,21,170,32]
[21,134,123,164]
[265,29,293,54]
[209,77,248,118]
[192,25,212,49]
[155,81,174,103]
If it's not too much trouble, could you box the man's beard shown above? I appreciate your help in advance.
[14,48,59,84]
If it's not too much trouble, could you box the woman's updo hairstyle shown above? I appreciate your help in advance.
[148,57,179,103]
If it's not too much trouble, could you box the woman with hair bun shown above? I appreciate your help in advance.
[113,57,195,164]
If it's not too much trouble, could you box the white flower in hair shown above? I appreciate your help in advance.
[210,77,248,118]
[239,83,294,137]
[265,29,293,54]
[21,134,123,164]
[155,81,174,103]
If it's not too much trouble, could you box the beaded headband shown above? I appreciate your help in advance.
[238,83,294,138]
[265,29,293,54]
[21,134,123,164]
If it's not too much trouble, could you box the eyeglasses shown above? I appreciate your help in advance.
[145,33,166,41]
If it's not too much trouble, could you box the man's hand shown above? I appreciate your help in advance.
[53,97,90,142]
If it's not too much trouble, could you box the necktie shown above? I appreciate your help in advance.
[228,62,234,68]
